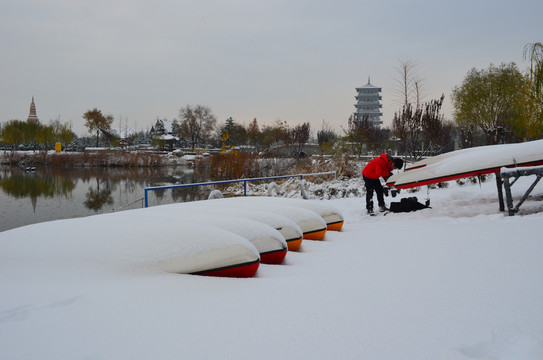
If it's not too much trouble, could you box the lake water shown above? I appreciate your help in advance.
[0,166,213,232]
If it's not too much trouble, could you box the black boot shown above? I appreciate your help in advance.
[366,200,374,214]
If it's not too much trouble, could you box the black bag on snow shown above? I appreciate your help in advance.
[389,197,430,213]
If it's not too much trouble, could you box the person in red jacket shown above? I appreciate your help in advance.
[362,153,404,214]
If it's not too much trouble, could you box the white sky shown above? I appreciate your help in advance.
[1,0,541,136]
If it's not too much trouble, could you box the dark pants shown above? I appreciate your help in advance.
[363,175,385,210]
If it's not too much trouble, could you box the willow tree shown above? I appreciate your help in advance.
[0,120,25,152]
[451,62,529,145]
[50,118,74,150]
[452,62,532,212]
[523,42,543,138]
[524,42,543,98]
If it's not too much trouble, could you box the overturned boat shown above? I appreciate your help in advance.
[160,201,305,252]
[0,212,261,278]
[121,206,288,264]
[189,197,328,240]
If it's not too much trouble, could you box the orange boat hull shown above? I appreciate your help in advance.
[326,220,344,232]
[286,237,303,251]
[303,228,327,241]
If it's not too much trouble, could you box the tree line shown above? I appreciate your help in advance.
[390,43,543,159]
[453,43,543,147]
[150,106,314,157]
[0,118,73,151]
[2,43,542,157]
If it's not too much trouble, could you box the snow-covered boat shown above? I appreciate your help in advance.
[229,196,344,231]
[192,197,328,240]
[387,139,543,189]
[121,207,288,264]
[0,213,261,278]
[155,202,305,252]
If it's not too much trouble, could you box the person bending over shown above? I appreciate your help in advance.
[362,153,404,214]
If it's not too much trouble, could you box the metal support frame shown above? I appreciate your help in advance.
[500,166,543,216]
[143,171,336,207]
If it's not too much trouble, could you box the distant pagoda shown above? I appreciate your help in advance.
[27,97,40,124]
[354,78,383,127]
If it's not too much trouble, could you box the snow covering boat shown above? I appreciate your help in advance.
[120,207,288,264]
[155,202,305,252]
[0,213,260,278]
[230,196,344,231]
[192,197,328,240]
[387,139,543,189]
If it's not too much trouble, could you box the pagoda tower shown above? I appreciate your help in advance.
[354,78,382,127]
[27,97,40,124]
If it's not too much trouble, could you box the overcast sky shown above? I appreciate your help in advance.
[1,0,541,136]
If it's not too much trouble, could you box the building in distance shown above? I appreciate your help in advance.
[27,97,40,124]
[354,78,382,127]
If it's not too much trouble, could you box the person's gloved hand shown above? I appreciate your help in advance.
[383,187,389,197]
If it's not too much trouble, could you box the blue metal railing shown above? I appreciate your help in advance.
[144,171,336,207]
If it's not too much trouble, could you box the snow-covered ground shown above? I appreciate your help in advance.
[1,173,543,360]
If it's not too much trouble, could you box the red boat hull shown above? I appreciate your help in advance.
[260,249,288,264]
[192,259,260,278]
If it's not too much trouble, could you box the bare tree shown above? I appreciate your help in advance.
[421,94,451,155]
[392,103,423,159]
[179,105,217,150]
[393,94,453,159]
[392,58,426,108]
[290,122,311,157]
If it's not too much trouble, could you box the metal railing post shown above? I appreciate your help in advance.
[144,189,149,208]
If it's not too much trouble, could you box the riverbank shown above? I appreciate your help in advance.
[0,150,363,180]
[0,150,186,168]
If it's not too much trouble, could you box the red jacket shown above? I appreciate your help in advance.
[362,153,394,180]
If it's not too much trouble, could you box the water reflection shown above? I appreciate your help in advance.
[0,168,76,211]
[0,165,205,232]
[84,178,114,212]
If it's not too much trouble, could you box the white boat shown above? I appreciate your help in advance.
[387,139,543,189]
[121,207,288,264]
[231,196,344,231]
[0,212,261,278]
[157,202,304,251]
[192,197,328,240]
